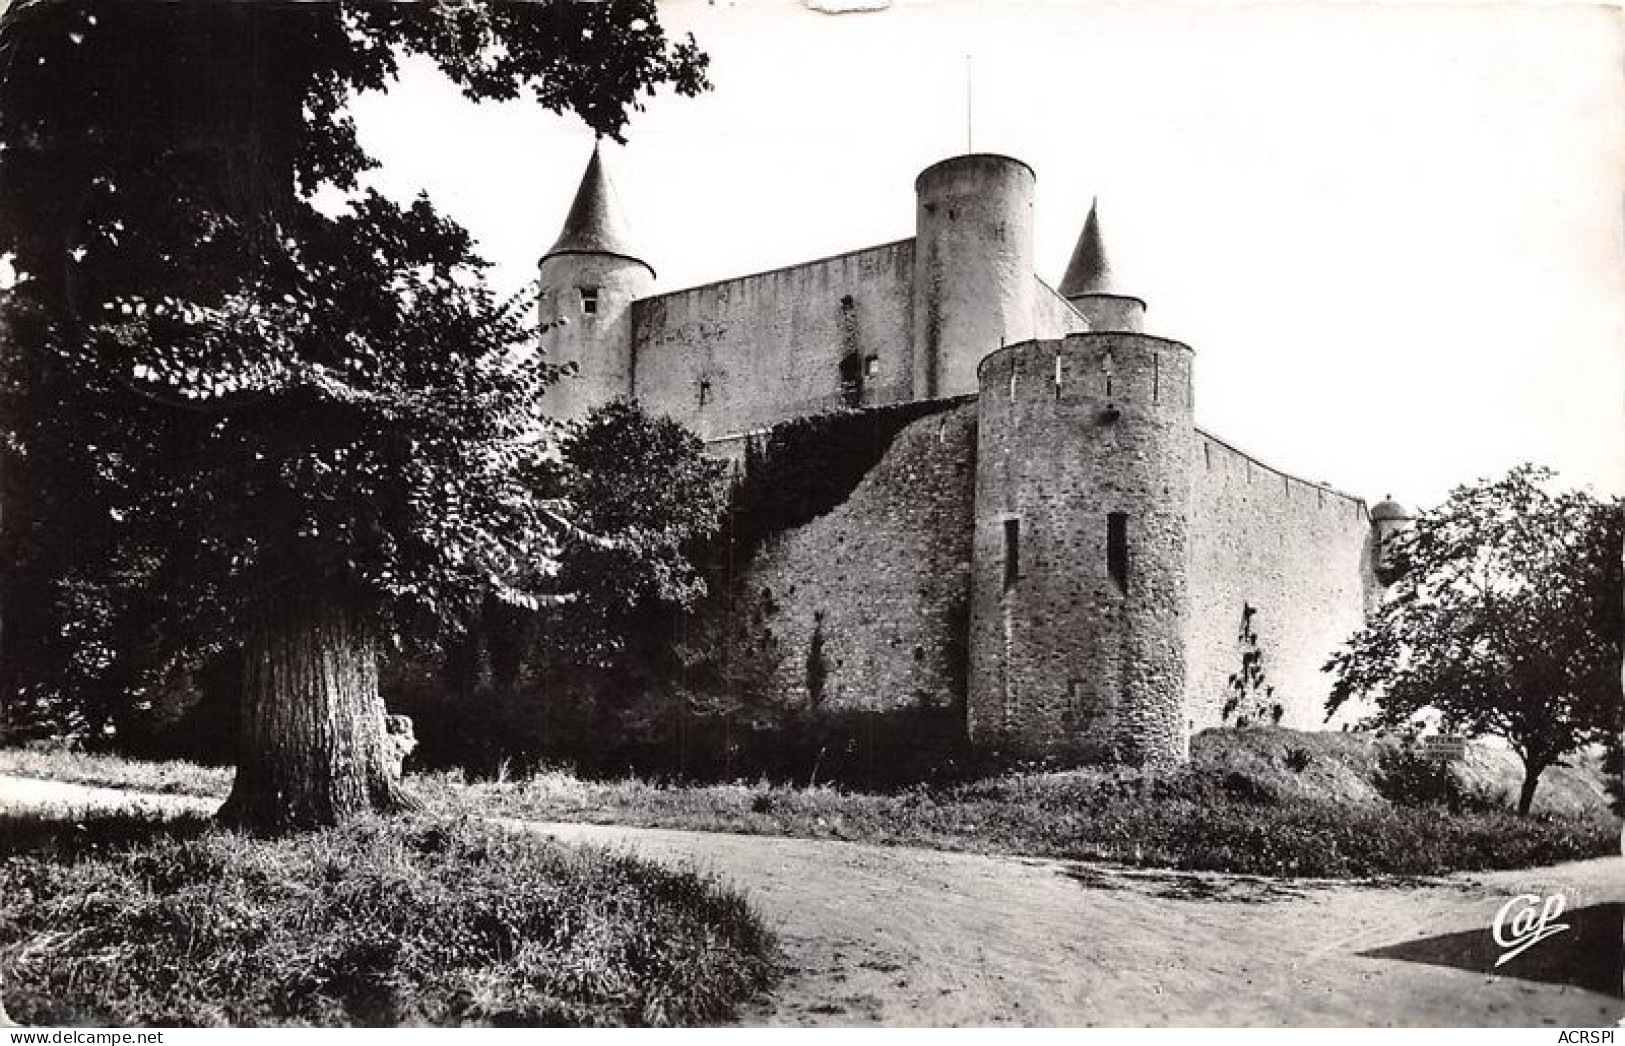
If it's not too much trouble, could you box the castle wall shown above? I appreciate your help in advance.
[1186,430,1378,731]
[629,240,916,440]
[727,403,978,714]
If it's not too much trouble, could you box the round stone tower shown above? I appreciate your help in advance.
[967,317,1195,768]
[911,154,1037,400]
[537,143,654,422]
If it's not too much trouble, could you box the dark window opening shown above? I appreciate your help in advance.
[579,287,599,315]
[698,380,712,408]
[839,351,863,407]
[1107,512,1129,593]
[1003,518,1020,591]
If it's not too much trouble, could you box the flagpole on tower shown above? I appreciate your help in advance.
[965,53,973,152]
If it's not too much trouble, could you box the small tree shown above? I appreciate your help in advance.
[1326,465,1623,814]
[537,400,727,708]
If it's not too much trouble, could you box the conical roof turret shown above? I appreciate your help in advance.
[1059,198,1115,298]
[541,142,650,273]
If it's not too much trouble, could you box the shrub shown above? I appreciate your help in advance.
[1373,747,1501,812]
[0,814,777,1027]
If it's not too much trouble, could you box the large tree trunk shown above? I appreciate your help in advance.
[1516,762,1544,816]
[218,597,415,832]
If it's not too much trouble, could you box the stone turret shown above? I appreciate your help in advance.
[969,252,1194,767]
[1369,497,1414,585]
[1059,200,1146,334]
[911,154,1037,400]
[537,143,655,422]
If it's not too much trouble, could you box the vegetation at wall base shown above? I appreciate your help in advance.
[0,813,776,1027]
[424,767,1615,880]
[5,728,1614,880]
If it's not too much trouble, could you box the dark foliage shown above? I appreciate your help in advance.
[728,396,973,554]
[389,666,973,790]
[1326,465,1624,814]
[1372,747,1503,814]
[1222,602,1281,727]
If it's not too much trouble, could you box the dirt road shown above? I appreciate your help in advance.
[4,774,1621,1026]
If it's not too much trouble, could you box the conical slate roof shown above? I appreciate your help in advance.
[542,143,645,266]
[1058,199,1116,298]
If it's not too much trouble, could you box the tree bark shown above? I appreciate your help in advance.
[217,596,416,832]
[1516,762,1544,816]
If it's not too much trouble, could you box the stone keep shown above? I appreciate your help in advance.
[533,145,1407,767]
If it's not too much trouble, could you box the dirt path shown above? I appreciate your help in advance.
[4,774,1621,1026]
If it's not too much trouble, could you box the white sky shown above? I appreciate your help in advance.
[346,0,1625,511]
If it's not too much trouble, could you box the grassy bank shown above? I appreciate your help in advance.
[419,766,1616,879]
[3,729,1618,879]
[0,747,229,796]
[0,813,777,1027]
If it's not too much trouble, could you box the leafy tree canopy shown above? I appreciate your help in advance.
[543,398,728,669]
[1326,464,1623,813]
[0,0,710,692]
[0,1,710,827]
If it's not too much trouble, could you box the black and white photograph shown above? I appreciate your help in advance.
[0,0,1620,1030]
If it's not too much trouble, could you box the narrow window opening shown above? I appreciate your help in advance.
[864,355,880,378]
[838,352,863,407]
[698,380,712,408]
[1107,512,1129,593]
[1003,518,1020,591]
[579,287,599,315]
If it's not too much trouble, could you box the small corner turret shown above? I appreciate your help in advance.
[1059,199,1147,334]
[1369,496,1415,585]
[537,141,655,422]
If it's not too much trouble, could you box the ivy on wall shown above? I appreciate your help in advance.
[727,395,974,554]
[1222,602,1283,727]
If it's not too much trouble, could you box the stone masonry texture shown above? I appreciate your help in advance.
[725,402,978,716]
[969,334,1193,767]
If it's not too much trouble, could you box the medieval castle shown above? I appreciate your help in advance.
[537,146,1411,768]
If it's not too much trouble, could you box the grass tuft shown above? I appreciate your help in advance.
[0,814,777,1027]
